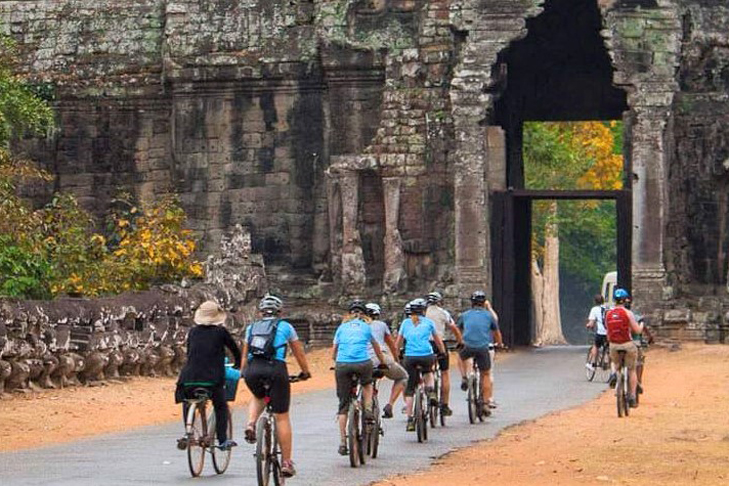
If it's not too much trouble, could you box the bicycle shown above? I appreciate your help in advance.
[182,387,233,477]
[254,375,302,486]
[615,350,630,418]
[585,337,611,383]
[412,364,431,443]
[366,369,386,459]
[429,360,445,428]
[465,359,486,424]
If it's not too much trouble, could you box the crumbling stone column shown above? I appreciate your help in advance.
[339,170,367,294]
[382,177,406,293]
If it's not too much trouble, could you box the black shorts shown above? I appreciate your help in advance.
[243,359,291,414]
[594,334,607,348]
[431,342,450,371]
[403,355,436,397]
[335,361,374,414]
[458,346,491,372]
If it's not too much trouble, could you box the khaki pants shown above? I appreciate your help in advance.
[609,341,638,370]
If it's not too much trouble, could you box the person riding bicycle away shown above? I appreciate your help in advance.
[175,300,242,451]
[241,294,311,478]
[585,294,608,372]
[333,300,388,456]
[456,291,503,417]
[424,291,464,417]
[624,297,654,397]
[364,302,409,419]
[395,297,446,432]
[605,288,643,408]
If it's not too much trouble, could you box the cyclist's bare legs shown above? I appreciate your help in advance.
[441,372,451,406]
[480,370,491,404]
[246,396,266,430]
[458,357,470,380]
[337,413,347,444]
[363,383,373,412]
[404,372,434,417]
[389,379,405,408]
[588,344,598,363]
[273,412,293,462]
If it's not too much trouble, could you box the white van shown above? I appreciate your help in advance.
[602,271,617,307]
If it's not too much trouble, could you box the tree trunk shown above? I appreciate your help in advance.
[532,203,567,346]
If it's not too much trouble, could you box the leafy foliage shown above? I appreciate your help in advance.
[524,121,622,293]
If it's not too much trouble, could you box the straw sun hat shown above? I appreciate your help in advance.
[193,300,227,326]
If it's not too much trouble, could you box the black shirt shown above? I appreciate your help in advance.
[177,325,242,386]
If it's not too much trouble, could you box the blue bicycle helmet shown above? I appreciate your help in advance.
[613,288,630,301]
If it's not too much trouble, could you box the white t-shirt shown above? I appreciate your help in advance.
[588,305,607,335]
[367,320,392,364]
[425,305,452,338]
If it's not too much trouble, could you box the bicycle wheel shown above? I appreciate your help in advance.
[347,403,360,467]
[212,408,232,474]
[369,396,380,459]
[467,375,477,424]
[585,347,596,381]
[616,373,626,418]
[358,403,367,466]
[271,419,284,486]
[415,389,425,443]
[186,402,206,477]
[421,392,429,441]
[599,346,612,383]
[429,372,439,428]
[256,415,272,486]
[622,367,630,417]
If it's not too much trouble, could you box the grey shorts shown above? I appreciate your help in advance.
[335,360,373,414]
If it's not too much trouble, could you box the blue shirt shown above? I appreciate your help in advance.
[244,318,298,362]
[334,319,373,363]
[457,308,498,349]
[398,317,437,357]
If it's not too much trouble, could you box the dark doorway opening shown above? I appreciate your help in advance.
[489,0,630,347]
[359,170,385,288]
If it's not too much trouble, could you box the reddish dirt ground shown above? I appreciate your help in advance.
[373,343,729,486]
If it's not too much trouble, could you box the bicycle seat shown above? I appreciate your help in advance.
[373,369,386,379]
[189,387,212,400]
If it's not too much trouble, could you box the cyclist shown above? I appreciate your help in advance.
[456,291,502,416]
[175,300,242,450]
[624,297,654,396]
[333,300,388,456]
[241,294,312,478]
[585,294,608,371]
[364,302,408,419]
[424,291,464,417]
[395,298,446,432]
[605,288,643,408]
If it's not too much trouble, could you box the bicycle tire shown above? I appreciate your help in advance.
[599,346,612,383]
[415,389,424,443]
[616,373,626,418]
[585,347,596,382]
[422,392,429,441]
[358,403,367,466]
[186,402,206,478]
[272,419,284,486]
[623,366,630,417]
[256,415,272,486]
[430,371,440,428]
[369,396,380,459]
[212,408,232,474]
[467,375,476,424]
[347,403,360,467]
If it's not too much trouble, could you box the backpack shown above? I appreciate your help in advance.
[605,307,631,344]
[247,318,283,361]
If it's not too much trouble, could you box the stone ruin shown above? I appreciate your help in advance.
[0,225,341,396]
[2,0,729,344]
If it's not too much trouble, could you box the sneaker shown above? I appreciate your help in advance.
[628,395,638,408]
[218,439,237,450]
[487,399,498,409]
[281,460,297,478]
[426,388,438,406]
[176,437,188,450]
[244,425,256,444]
[585,362,595,371]
[637,382,644,395]
[338,444,349,456]
[406,417,415,432]
[460,377,468,391]
[382,403,393,419]
[401,406,408,415]
[481,406,492,417]
[608,373,617,389]
[440,404,453,416]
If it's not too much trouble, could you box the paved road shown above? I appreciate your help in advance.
[0,346,605,486]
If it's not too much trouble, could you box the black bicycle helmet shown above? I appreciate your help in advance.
[470,290,487,304]
[348,300,367,313]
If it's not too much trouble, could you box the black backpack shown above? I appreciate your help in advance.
[247,318,282,361]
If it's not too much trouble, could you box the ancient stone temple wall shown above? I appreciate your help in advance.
[3,0,729,340]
